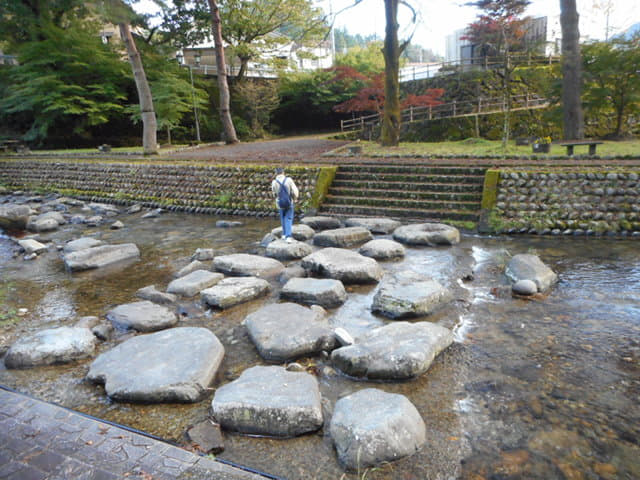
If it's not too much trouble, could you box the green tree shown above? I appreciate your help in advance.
[335,42,386,76]
[582,35,640,138]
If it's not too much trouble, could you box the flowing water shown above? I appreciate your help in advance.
[0,196,638,480]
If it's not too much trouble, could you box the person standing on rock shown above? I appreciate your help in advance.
[272,167,299,243]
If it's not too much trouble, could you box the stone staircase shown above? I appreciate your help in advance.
[319,164,487,223]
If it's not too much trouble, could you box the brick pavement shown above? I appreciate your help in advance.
[0,387,271,480]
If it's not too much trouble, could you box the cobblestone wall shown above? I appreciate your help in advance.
[0,160,334,216]
[490,170,640,236]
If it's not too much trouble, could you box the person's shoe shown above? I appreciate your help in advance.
[286,236,293,243]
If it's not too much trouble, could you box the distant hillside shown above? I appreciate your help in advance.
[620,22,640,39]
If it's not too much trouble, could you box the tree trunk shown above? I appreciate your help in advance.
[207,0,239,144]
[560,0,584,140]
[380,0,401,147]
[118,23,158,155]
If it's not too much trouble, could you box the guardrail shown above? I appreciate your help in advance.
[340,93,550,133]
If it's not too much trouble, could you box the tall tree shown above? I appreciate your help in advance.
[560,0,584,140]
[465,0,530,147]
[206,0,238,143]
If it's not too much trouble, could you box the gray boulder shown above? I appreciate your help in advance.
[136,285,177,305]
[271,224,316,241]
[244,303,338,362]
[345,217,401,234]
[27,211,66,232]
[4,327,97,368]
[63,243,140,271]
[216,220,243,228]
[63,237,105,254]
[211,366,323,436]
[278,265,308,283]
[0,204,32,230]
[192,248,215,261]
[18,239,47,255]
[87,327,224,403]
[167,270,224,297]
[281,277,347,308]
[301,248,383,284]
[201,277,270,309]
[265,239,313,261]
[174,260,208,278]
[331,321,453,380]
[214,253,284,278]
[313,226,373,248]
[88,202,120,215]
[110,220,124,230]
[512,279,538,296]
[330,388,426,470]
[505,254,558,292]
[300,216,342,231]
[393,223,460,246]
[359,239,405,260]
[107,300,178,332]
[372,271,452,319]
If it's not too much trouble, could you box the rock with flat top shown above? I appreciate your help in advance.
[63,243,140,271]
[18,239,47,255]
[265,239,313,260]
[271,224,316,241]
[505,254,557,292]
[63,237,104,253]
[393,223,460,246]
[174,260,208,278]
[301,248,382,284]
[214,253,284,278]
[201,277,270,309]
[281,277,347,308]
[313,226,373,248]
[167,270,224,297]
[345,217,401,234]
[0,204,32,230]
[107,300,178,332]
[300,216,342,231]
[359,239,405,260]
[136,285,177,305]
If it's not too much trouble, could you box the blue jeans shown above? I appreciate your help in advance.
[279,205,294,238]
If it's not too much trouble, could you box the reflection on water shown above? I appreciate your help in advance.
[1,203,639,479]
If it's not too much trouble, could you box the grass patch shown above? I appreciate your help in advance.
[0,282,19,327]
[353,138,640,158]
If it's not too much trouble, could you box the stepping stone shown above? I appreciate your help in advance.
[300,216,342,231]
[63,237,104,253]
[265,238,313,261]
[0,204,32,230]
[167,270,224,297]
[271,224,316,241]
[4,327,97,368]
[505,254,557,292]
[63,243,140,271]
[18,238,47,255]
[393,223,460,246]
[211,365,323,436]
[330,388,426,470]
[201,277,270,309]
[302,248,383,284]
[136,285,177,305]
[174,260,208,278]
[345,217,402,234]
[214,253,284,278]
[216,220,243,228]
[281,277,347,308]
[372,271,452,319]
[244,303,337,362]
[312,226,373,248]
[107,300,178,332]
[331,321,453,380]
[87,327,224,403]
[359,239,405,260]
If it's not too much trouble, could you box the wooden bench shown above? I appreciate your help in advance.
[560,140,603,156]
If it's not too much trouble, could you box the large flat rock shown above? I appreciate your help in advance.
[27,211,66,232]
[359,239,405,260]
[211,365,323,436]
[63,243,140,271]
[505,254,558,292]
[107,300,178,332]
[201,277,270,309]
[271,224,316,241]
[300,216,342,231]
[393,223,460,246]
[265,239,313,261]
[312,226,373,248]
[330,388,426,470]
[244,303,337,362]
[214,253,284,278]
[281,277,347,308]
[0,204,32,230]
[301,248,383,284]
[372,271,452,318]
[345,217,402,234]
[18,238,47,255]
[4,327,97,368]
[63,237,105,253]
[86,327,224,403]
[331,321,454,380]
[167,270,224,297]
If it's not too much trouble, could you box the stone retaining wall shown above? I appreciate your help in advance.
[0,160,336,216]
[483,169,640,236]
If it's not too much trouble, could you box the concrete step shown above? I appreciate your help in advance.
[319,204,479,222]
[333,171,485,184]
[323,194,481,212]
[330,179,484,192]
[327,187,482,202]
[338,164,488,176]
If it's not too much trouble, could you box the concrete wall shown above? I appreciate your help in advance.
[0,160,335,216]
[483,169,640,236]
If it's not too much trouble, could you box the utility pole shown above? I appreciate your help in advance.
[191,52,202,143]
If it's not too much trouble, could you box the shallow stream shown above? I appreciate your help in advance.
[0,197,638,480]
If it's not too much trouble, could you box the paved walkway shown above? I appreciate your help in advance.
[0,387,270,480]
